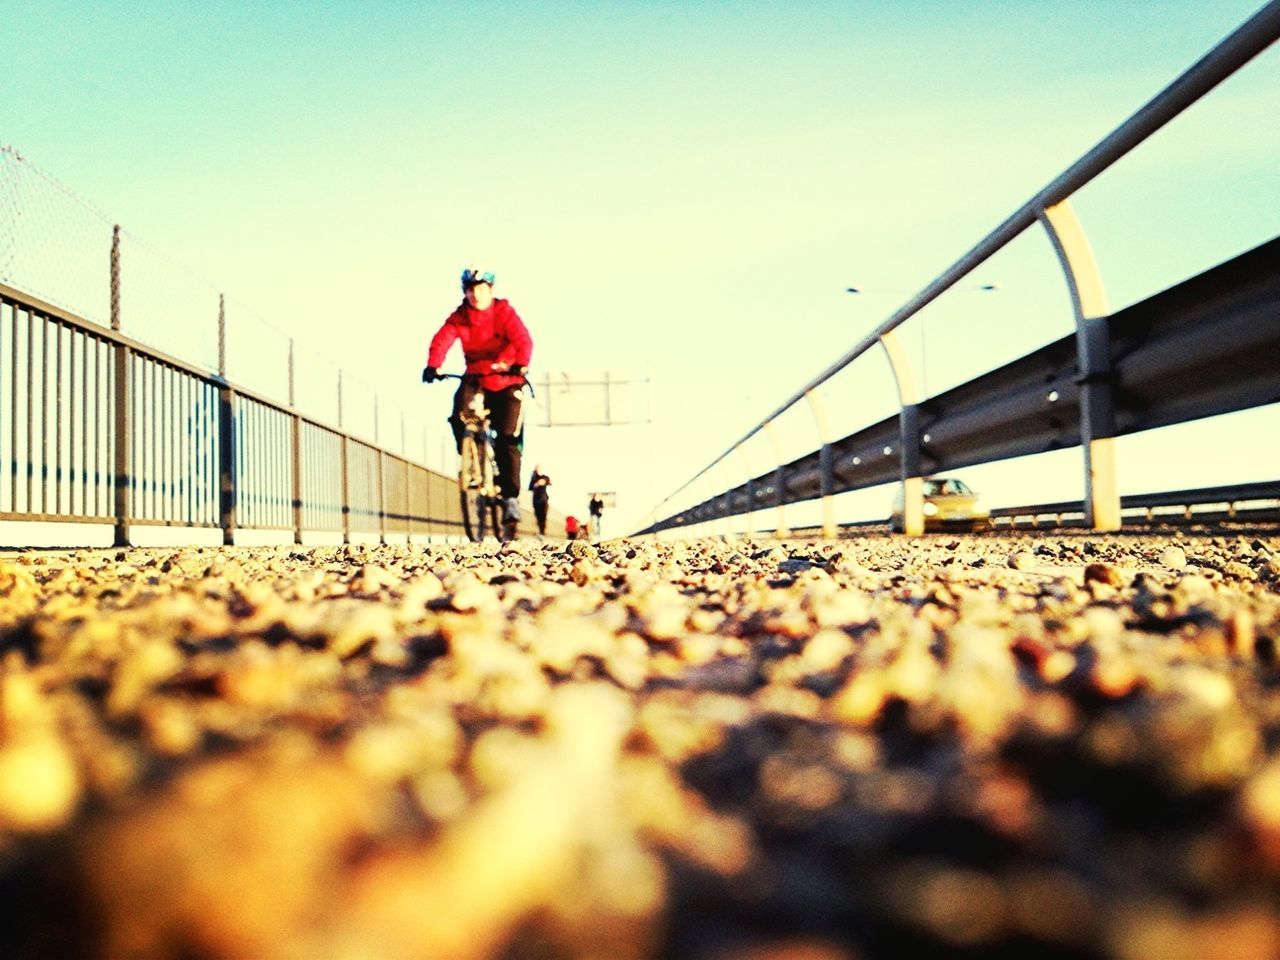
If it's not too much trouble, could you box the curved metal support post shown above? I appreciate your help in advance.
[804,390,838,538]
[737,445,755,537]
[878,330,924,536]
[717,458,736,539]
[698,472,717,536]
[1038,199,1119,532]
[763,420,789,539]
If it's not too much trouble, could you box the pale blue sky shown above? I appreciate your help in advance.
[5,0,1278,536]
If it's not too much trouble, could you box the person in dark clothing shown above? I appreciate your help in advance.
[588,494,604,541]
[529,465,552,536]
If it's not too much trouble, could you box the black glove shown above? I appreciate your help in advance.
[510,364,527,377]
[422,366,440,383]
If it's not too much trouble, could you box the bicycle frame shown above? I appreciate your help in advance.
[433,372,525,542]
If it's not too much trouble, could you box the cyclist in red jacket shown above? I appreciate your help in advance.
[423,266,533,526]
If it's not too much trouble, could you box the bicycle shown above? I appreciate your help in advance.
[430,372,529,543]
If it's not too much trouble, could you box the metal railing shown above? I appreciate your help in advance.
[638,0,1280,539]
[990,480,1280,529]
[750,480,1280,538]
[0,274,559,545]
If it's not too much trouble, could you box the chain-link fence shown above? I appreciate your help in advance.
[118,229,221,371]
[0,144,113,326]
[0,144,427,469]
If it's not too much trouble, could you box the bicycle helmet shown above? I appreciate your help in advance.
[461,265,496,289]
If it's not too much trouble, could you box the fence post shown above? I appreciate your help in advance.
[291,414,303,545]
[285,338,303,544]
[377,450,387,545]
[375,395,386,544]
[109,224,131,547]
[217,385,236,546]
[340,437,351,544]
[738,446,755,537]
[338,370,350,544]
[403,458,412,543]
[1039,199,1119,532]
[401,412,411,541]
[879,330,924,536]
[216,294,236,546]
[764,420,789,539]
[805,390,837,539]
[424,425,432,543]
[900,402,923,532]
[717,459,734,539]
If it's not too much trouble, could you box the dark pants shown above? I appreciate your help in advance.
[533,495,549,535]
[450,379,524,500]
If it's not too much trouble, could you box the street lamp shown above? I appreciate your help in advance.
[845,282,999,397]
[845,282,999,295]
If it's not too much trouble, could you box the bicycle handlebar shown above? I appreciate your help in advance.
[426,370,536,397]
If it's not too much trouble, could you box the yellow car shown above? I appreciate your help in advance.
[889,477,991,532]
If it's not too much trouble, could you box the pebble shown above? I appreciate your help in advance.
[0,530,1274,960]
[1224,560,1258,581]
[1084,562,1125,588]
[0,734,82,831]
[1264,556,1280,581]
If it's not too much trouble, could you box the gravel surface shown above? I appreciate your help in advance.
[2,531,1280,959]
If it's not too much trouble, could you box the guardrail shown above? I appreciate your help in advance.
[748,480,1280,538]
[0,274,559,545]
[637,1,1280,539]
[990,480,1280,529]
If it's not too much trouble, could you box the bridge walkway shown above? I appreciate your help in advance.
[1,531,1279,957]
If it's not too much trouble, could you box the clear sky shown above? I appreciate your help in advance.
[4,0,1278,538]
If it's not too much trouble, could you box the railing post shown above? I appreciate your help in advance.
[879,330,925,536]
[403,458,412,542]
[377,450,387,545]
[764,420,789,539]
[217,292,226,379]
[804,390,837,539]
[340,436,351,545]
[217,390,236,545]
[338,369,349,544]
[110,224,131,547]
[291,414,303,545]
[717,459,734,539]
[423,424,431,542]
[900,402,923,533]
[1039,199,1120,532]
[286,338,303,544]
[400,413,410,540]
[216,294,236,546]
[374,395,386,544]
[737,446,755,537]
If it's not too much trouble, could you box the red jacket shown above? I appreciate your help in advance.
[427,298,533,391]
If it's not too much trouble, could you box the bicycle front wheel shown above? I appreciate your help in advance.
[459,435,490,543]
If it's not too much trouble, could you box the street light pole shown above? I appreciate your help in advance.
[846,282,999,398]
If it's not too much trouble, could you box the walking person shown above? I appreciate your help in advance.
[423,266,533,535]
[529,464,552,537]
[588,493,604,542]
